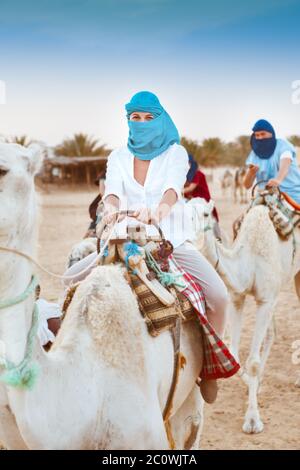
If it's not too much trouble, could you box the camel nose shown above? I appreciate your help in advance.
[0,166,9,177]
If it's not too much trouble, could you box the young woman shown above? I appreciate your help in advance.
[102,91,228,403]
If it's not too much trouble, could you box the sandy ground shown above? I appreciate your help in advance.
[2,175,300,449]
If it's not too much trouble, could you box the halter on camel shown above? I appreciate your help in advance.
[0,221,119,389]
[0,275,40,389]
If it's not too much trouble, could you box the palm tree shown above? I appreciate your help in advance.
[288,135,300,147]
[6,135,32,147]
[224,135,251,166]
[55,133,109,157]
[200,138,224,167]
[236,135,251,157]
[181,136,202,162]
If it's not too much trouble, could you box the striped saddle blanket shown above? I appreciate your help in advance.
[234,191,300,241]
[129,256,240,380]
[62,244,240,380]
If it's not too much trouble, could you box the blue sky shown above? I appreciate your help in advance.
[0,0,299,148]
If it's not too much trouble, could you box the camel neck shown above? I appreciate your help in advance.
[0,204,38,364]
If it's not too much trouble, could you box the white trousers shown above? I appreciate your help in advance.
[173,241,228,336]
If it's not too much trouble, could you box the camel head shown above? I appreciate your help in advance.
[186,197,215,247]
[0,142,43,240]
[187,196,215,222]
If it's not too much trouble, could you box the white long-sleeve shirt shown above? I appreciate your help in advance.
[103,143,194,248]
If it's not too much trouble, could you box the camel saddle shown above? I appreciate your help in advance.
[60,227,203,442]
[62,242,198,338]
[97,227,199,337]
[233,188,300,241]
[125,267,197,338]
[60,218,199,339]
[98,222,179,306]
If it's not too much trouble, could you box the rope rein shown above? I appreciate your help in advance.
[145,249,186,288]
[0,213,122,390]
[0,212,121,281]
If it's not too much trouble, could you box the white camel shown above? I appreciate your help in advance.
[188,197,300,433]
[220,169,234,199]
[0,142,204,450]
[234,167,248,204]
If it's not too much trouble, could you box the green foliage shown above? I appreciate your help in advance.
[181,137,203,161]
[201,138,225,167]
[181,134,251,167]
[288,135,300,147]
[223,135,251,167]
[55,133,109,157]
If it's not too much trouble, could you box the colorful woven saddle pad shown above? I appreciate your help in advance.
[128,271,197,337]
[234,190,300,241]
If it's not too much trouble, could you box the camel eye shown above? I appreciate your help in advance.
[0,167,9,177]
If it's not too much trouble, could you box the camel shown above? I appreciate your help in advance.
[220,169,234,198]
[234,167,248,204]
[188,197,300,433]
[0,142,204,450]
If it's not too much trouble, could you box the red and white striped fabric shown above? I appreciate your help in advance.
[170,256,240,380]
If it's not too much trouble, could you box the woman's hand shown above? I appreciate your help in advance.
[132,208,153,224]
[102,195,120,225]
[102,205,119,225]
[132,202,172,225]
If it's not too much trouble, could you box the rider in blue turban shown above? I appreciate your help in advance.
[250,119,277,159]
[245,119,300,203]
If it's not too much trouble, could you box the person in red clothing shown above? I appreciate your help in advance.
[183,154,222,240]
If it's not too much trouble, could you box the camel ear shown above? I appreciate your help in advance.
[207,199,215,212]
[23,143,44,176]
[204,199,215,216]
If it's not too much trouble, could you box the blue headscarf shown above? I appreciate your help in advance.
[186,154,198,182]
[125,91,180,160]
[250,119,277,159]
